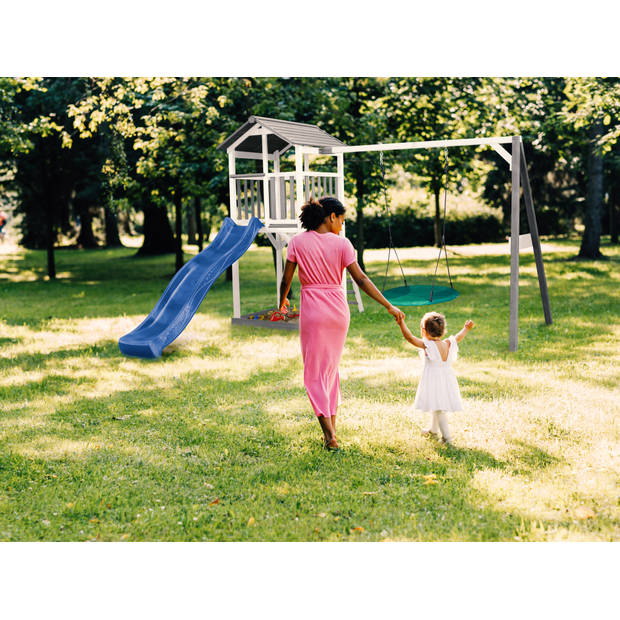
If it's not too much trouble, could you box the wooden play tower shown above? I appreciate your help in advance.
[217,116,365,322]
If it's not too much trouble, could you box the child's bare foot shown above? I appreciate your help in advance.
[421,429,440,439]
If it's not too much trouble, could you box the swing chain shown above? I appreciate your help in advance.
[379,150,408,292]
[429,148,454,302]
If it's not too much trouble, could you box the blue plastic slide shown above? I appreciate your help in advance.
[119,217,263,358]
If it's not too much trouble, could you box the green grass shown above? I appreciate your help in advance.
[0,236,619,541]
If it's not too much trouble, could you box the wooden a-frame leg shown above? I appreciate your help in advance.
[509,137,521,352]
[520,142,552,326]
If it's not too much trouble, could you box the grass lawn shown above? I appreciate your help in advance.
[0,235,618,541]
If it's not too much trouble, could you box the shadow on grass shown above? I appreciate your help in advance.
[0,340,122,372]
[0,356,577,542]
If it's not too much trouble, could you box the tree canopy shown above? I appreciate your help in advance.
[0,77,618,279]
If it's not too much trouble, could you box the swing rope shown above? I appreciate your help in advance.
[429,148,454,302]
[379,150,408,292]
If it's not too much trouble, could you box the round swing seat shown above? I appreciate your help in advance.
[383,284,459,307]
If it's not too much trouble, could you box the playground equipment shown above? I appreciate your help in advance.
[119,217,262,358]
[219,117,551,351]
[378,148,459,307]
[119,115,551,357]
[216,116,365,323]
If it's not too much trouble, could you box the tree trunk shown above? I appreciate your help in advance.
[355,173,366,272]
[194,195,203,252]
[204,214,212,247]
[76,203,98,248]
[579,121,605,259]
[118,210,134,236]
[187,196,197,246]
[104,201,123,247]
[610,183,618,245]
[433,186,441,248]
[174,187,184,272]
[137,200,176,255]
[46,193,56,280]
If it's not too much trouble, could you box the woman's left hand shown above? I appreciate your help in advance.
[279,298,290,314]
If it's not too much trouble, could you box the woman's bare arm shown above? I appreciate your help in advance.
[278,260,297,311]
[346,261,405,322]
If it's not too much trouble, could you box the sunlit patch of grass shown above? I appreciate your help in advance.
[0,238,618,541]
[14,437,98,459]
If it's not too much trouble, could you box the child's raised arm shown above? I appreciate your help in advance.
[397,316,425,349]
[455,320,475,342]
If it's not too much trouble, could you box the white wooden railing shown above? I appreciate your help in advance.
[232,172,338,227]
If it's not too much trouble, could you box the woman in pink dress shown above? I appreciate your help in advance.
[278,197,404,451]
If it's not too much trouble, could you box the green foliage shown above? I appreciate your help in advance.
[563,77,620,152]
[7,78,103,249]
[2,77,619,259]
[345,208,504,249]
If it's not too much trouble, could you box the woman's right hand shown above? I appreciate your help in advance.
[387,305,405,323]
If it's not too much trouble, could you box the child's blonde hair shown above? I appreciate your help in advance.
[421,311,446,338]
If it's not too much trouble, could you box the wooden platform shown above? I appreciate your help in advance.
[231,307,299,331]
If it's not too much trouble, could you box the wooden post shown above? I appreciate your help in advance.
[295,149,303,230]
[262,132,270,228]
[275,233,283,306]
[520,141,552,326]
[274,150,282,219]
[228,150,241,318]
[336,153,344,203]
[228,151,237,221]
[509,136,521,351]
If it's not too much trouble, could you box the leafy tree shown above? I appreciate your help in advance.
[317,77,388,270]
[476,78,584,234]
[6,78,94,278]
[562,78,620,258]
[384,78,483,247]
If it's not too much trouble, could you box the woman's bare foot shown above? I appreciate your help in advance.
[324,437,340,451]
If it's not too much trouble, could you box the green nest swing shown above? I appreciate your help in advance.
[378,149,459,307]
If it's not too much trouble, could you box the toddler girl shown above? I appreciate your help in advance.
[397,311,474,445]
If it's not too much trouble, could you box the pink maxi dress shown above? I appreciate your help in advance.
[286,231,357,418]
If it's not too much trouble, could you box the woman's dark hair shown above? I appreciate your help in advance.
[299,196,345,231]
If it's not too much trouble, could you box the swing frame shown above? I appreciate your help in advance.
[320,136,553,352]
[220,117,552,351]
[378,147,457,306]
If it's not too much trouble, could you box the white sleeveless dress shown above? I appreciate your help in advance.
[413,336,463,412]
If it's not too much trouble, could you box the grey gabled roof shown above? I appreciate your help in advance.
[217,116,345,154]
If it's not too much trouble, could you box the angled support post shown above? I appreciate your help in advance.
[520,142,552,326]
[509,136,521,352]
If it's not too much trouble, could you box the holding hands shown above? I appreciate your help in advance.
[387,305,405,324]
